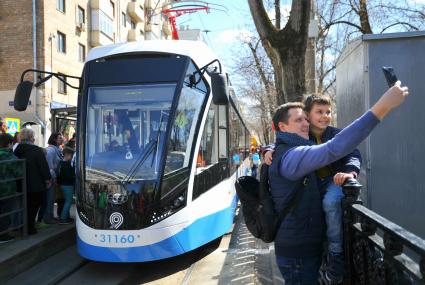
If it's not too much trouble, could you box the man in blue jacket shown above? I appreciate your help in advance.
[269,81,409,284]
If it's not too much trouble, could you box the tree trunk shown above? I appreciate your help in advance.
[359,0,373,34]
[248,0,311,104]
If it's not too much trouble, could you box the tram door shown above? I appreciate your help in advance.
[51,107,77,145]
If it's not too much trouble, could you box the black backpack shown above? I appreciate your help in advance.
[235,164,302,243]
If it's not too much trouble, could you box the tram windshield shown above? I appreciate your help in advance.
[85,84,175,181]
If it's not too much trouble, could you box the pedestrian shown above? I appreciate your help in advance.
[57,147,75,224]
[251,150,260,179]
[12,132,20,152]
[65,132,76,150]
[0,117,7,134]
[267,81,408,284]
[40,132,64,224]
[14,128,52,235]
[0,133,20,243]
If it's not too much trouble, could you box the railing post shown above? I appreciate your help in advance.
[342,178,362,285]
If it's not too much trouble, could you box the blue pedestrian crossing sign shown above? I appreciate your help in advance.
[5,118,20,135]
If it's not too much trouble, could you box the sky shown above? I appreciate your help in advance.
[172,0,255,69]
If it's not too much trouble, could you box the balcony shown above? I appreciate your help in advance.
[128,29,138,42]
[91,10,114,46]
[145,0,152,9]
[162,21,171,36]
[145,22,152,32]
[127,1,144,23]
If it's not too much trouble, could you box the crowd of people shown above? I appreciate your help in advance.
[0,118,76,244]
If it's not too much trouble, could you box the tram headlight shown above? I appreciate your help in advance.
[172,195,185,209]
[149,195,186,225]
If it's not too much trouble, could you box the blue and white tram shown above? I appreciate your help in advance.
[72,40,251,262]
[14,40,252,262]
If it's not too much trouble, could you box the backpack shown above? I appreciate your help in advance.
[235,164,302,243]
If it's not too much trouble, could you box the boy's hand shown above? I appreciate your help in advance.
[264,150,274,165]
[333,172,354,186]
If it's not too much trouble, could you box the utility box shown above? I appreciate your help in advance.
[336,31,425,238]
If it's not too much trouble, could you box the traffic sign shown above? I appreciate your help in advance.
[5,117,20,135]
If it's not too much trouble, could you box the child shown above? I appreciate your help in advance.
[56,147,75,224]
[264,95,361,283]
[306,94,362,282]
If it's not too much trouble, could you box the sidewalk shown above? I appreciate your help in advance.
[218,209,284,285]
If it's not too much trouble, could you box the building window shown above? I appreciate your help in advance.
[57,0,65,13]
[57,31,66,53]
[99,11,114,39]
[130,21,136,29]
[78,6,85,24]
[78,44,86,62]
[121,12,126,27]
[110,1,115,18]
[58,74,67,94]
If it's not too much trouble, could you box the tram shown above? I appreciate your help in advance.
[14,40,252,262]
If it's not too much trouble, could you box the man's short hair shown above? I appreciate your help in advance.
[303,94,331,113]
[272,102,305,129]
[63,146,74,157]
[20,128,35,143]
[0,133,13,148]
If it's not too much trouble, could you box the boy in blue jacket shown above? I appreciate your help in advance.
[304,94,361,282]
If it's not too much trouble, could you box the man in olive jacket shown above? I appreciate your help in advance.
[0,133,21,242]
[14,128,51,235]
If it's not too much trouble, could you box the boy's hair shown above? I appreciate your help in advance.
[63,146,74,157]
[272,102,305,129]
[303,94,332,113]
[0,133,14,148]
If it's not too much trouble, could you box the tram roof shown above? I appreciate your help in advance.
[87,40,221,70]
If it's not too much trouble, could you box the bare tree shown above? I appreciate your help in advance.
[231,33,277,145]
[315,0,425,96]
[248,0,312,104]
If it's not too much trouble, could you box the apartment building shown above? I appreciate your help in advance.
[0,0,173,143]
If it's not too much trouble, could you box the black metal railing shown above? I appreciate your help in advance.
[0,159,27,237]
[333,178,425,285]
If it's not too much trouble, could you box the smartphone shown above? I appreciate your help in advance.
[382,66,398,87]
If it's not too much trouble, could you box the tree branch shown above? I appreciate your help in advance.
[275,0,281,30]
[324,20,363,32]
[248,0,278,41]
[380,22,419,33]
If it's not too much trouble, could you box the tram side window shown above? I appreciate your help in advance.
[218,105,228,159]
[229,106,240,173]
[238,123,245,160]
[245,129,251,157]
[197,103,218,168]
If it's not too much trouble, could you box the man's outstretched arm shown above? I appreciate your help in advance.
[281,81,409,180]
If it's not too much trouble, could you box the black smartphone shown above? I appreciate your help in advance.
[382,66,398,87]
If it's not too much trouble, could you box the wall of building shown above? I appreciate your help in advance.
[0,0,173,145]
